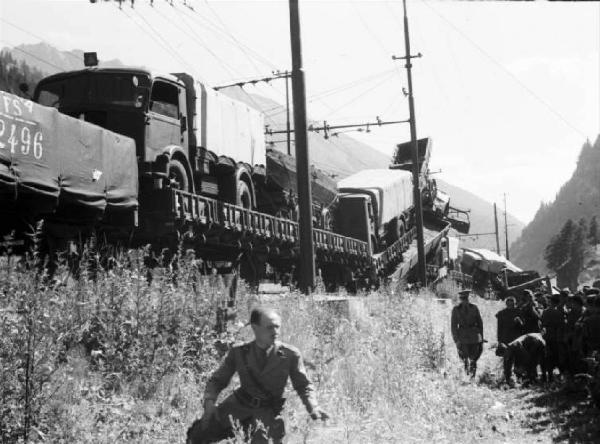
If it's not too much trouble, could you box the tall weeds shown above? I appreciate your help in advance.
[1,246,505,443]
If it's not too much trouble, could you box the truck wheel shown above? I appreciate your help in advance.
[237,180,252,209]
[168,159,190,192]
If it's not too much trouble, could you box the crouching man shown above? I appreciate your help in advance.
[497,332,547,386]
[187,307,329,444]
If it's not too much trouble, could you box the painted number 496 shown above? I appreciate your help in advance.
[0,118,43,159]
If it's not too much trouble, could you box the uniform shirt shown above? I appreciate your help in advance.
[496,307,523,344]
[204,340,318,413]
[451,302,483,344]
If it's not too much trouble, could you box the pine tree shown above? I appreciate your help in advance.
[589,216,599,245]
[566,223,586,290]
[544,219,576,289]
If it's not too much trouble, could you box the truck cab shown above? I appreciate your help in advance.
[33,67,265,209]
[33,68,194,189]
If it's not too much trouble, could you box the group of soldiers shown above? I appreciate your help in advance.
[452,286,600,385]
[186,287,600,443]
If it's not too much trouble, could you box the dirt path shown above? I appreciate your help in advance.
[484,382,600,444]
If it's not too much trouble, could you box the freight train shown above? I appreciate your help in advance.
[0,63,469,289]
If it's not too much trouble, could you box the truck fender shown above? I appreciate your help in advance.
[155,145,195,194]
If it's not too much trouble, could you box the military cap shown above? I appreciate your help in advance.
[550,293,560,304]
[458,289,471,297]
[585,287,600,296]
[586,294,597,306]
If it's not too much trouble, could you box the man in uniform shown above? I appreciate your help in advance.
[187,307,328,444]
[451,289,484,377]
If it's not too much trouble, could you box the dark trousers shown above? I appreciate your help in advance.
[187,393,285,444]
[457,342,483,377]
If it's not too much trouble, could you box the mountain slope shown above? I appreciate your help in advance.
[511,136,600,272]
[437,180,524,252]
[3,42,124,75]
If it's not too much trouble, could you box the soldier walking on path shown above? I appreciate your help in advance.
[186,307,329,444]
[451,289,484,378]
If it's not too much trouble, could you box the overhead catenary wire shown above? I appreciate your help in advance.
[325,71,397,119]
[143,2,279,127]
[0,19,83,65]
[263,68,397,120]
[420,0,588,139]
[152,2,239,83]
[0,39,64,72]
[177,1,288,105]
[117,6,198,77]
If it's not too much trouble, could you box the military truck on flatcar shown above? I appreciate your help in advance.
[33,68,265,211]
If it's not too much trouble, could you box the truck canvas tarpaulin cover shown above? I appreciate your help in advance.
[192,79,266,168]
[338,169,413,228]
[0,91,137,220]
[460,248,522,275]
[266,149,337,206]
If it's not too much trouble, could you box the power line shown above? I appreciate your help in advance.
[200,0,273,77]
[154,2,238,82]
[421,0,588,139]
[130,6,200,77]
[177,2,288,105]
[264,68,397,118]
[117,6,196,76]
[0,19,83,65]
[325,71,397,119]
[0,39,64,72]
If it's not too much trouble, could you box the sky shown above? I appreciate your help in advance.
[1,0,599,223]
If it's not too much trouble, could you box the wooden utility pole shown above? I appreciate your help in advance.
[504,193,510,260]
[288,0,315,293]
[397,0,427,286]
[285,73,291,155]
[493,202,501,254]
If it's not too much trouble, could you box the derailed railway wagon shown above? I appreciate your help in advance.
[0,65,468,289]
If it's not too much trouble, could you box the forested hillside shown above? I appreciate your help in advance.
[0,50,46,98]
[511,135,600,272]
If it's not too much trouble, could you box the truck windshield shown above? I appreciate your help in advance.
[36,73,149,110]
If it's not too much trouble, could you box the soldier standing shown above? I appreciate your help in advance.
[451,289,484,377]
[187,307,329,444]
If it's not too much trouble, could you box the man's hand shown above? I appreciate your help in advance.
[310,406,330,421]
[200,399,217,428]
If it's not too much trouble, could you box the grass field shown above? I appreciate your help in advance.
[1,252,599,443]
